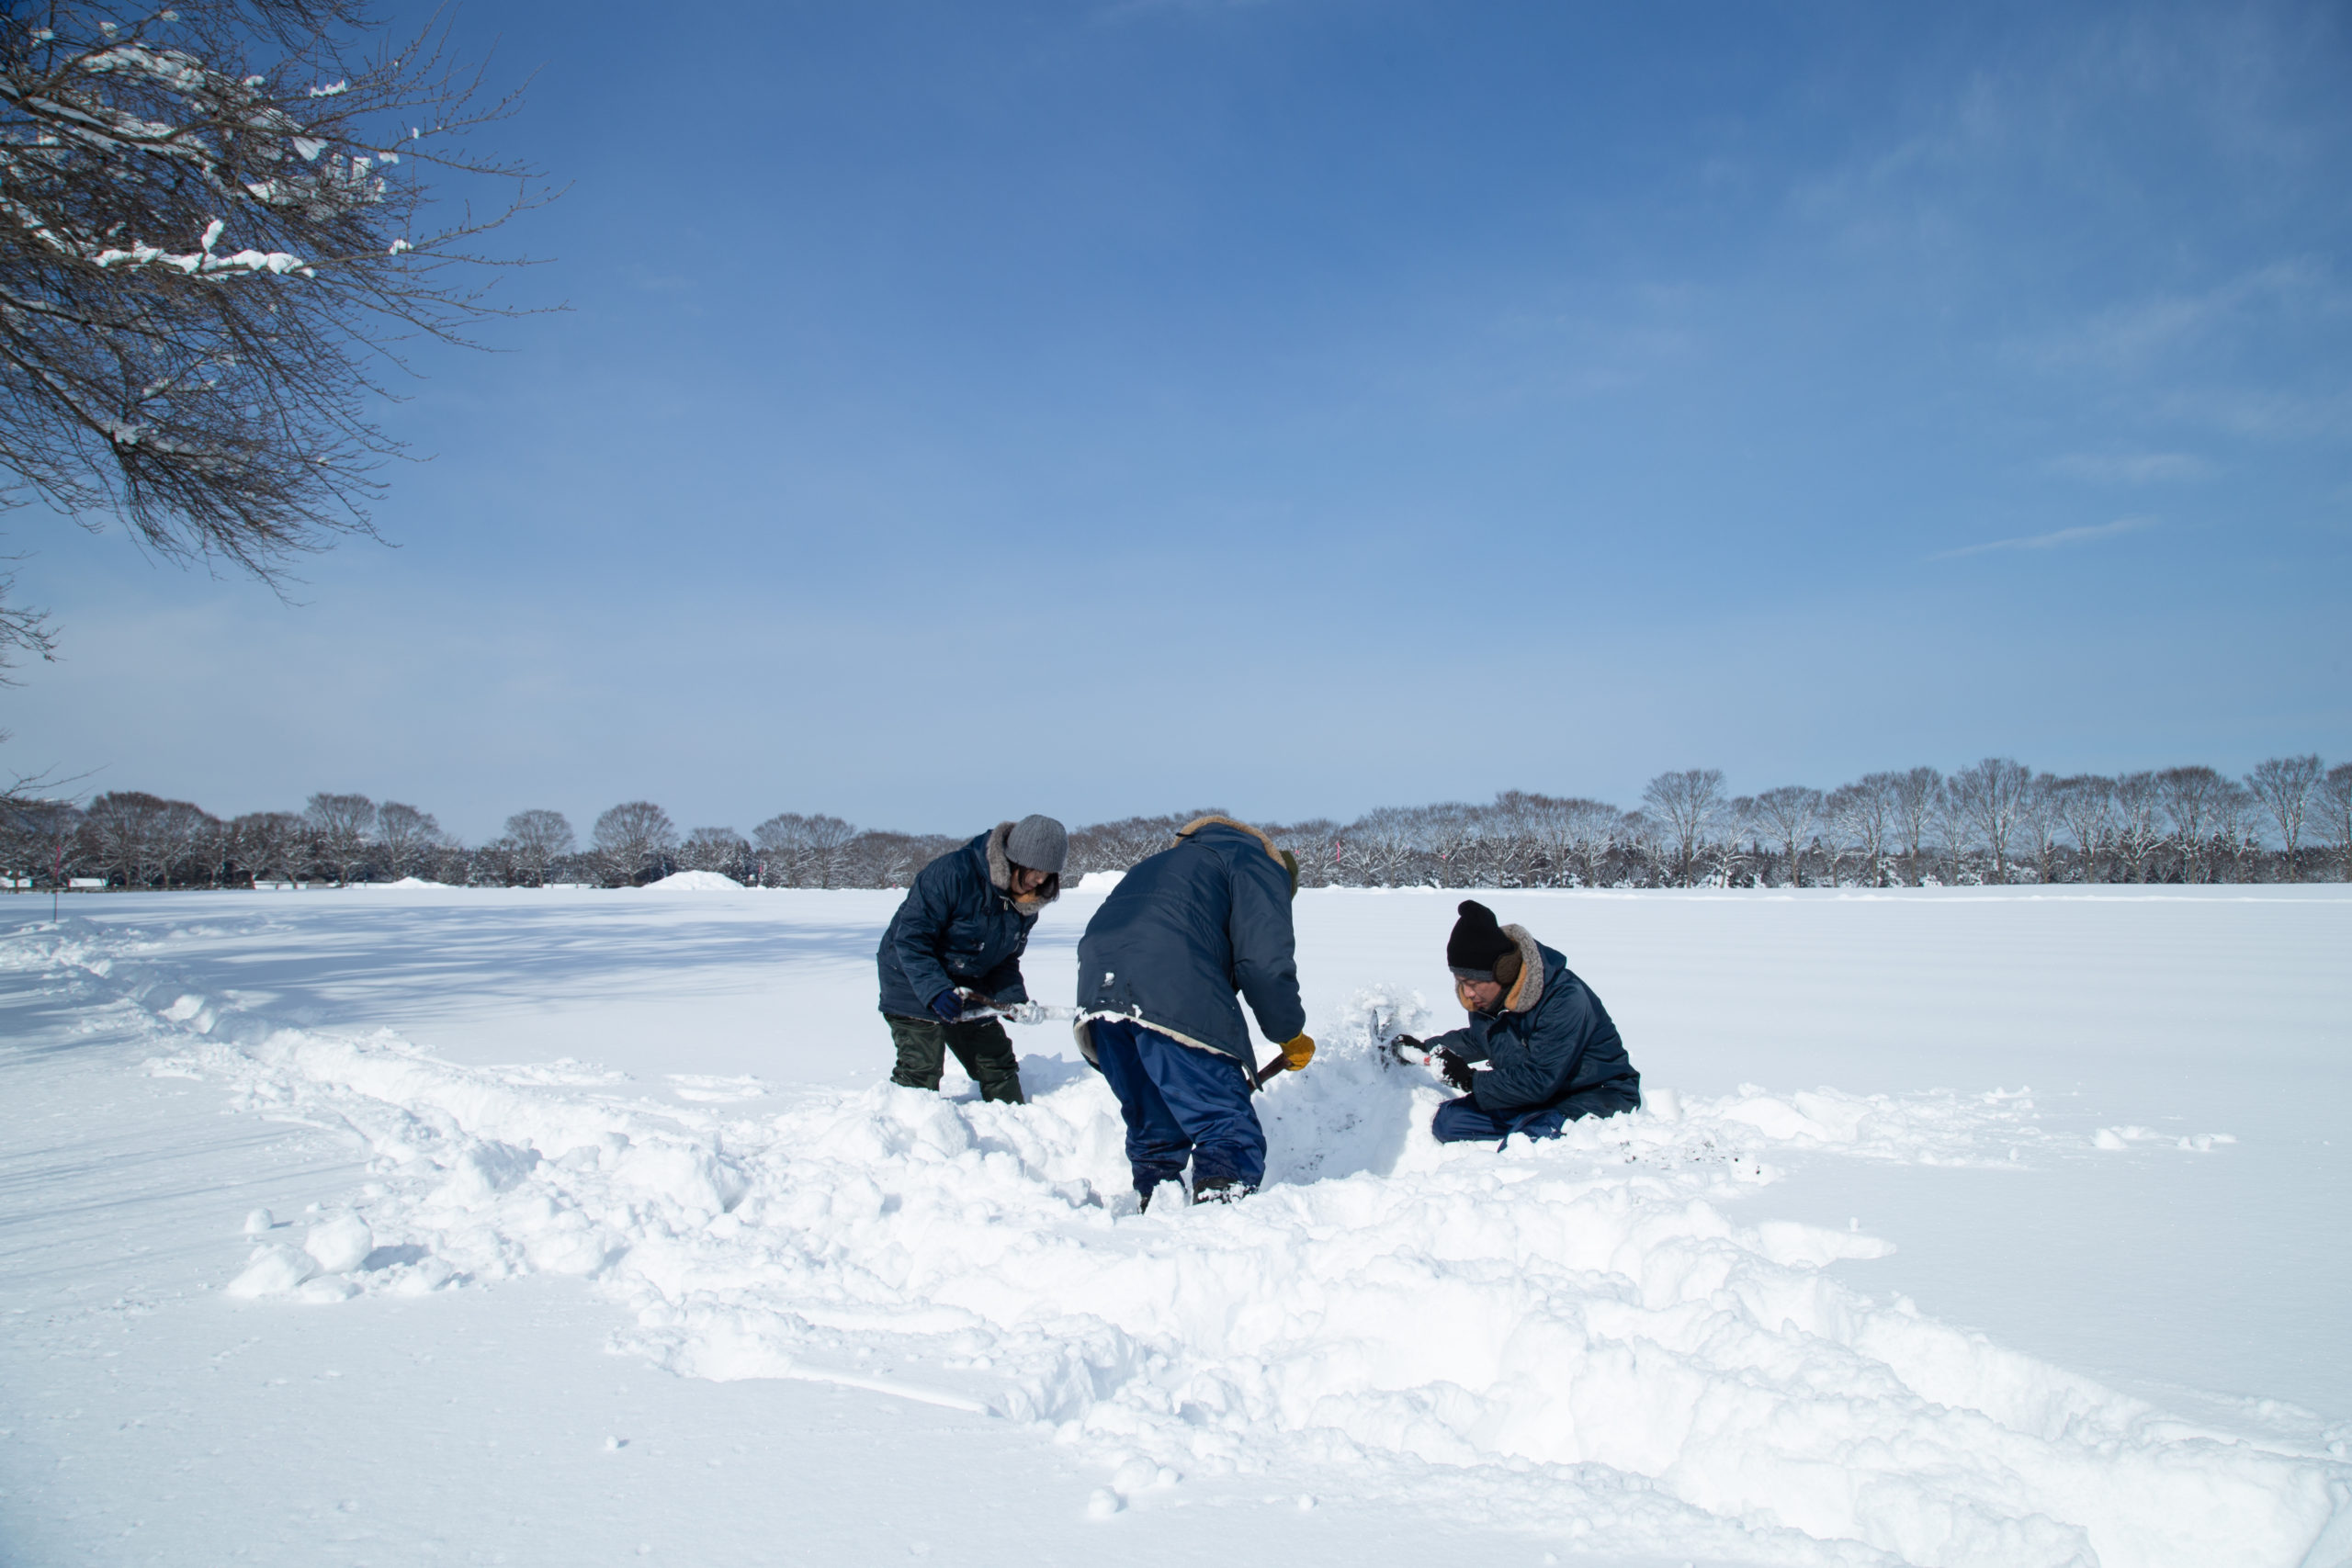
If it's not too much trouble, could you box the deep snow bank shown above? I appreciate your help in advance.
[12,919,2347,1568]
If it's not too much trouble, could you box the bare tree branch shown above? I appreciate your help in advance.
[0,1,557,646]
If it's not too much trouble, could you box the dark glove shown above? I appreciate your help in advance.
[929,988,965,1023]
[1434,1048,1476,1092]
[1385,1033,1422,1065]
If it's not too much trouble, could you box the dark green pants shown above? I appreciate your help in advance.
[885,1013,1025,1103]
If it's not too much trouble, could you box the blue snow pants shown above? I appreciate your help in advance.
[1430,1085,1637,1146]
[1089,1018,1266,1199]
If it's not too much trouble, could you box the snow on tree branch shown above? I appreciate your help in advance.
[0,0,557,667]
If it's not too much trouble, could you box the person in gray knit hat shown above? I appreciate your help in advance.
[875,814,1068,1103]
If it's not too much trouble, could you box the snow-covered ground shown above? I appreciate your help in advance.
[4,885,2347,1567]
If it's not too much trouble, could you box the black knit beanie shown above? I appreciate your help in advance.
[1446,899,1516,978]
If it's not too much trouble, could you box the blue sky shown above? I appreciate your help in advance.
[7,0,2348,840]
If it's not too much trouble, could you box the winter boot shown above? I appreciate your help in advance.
[1192,1176,1253,1205]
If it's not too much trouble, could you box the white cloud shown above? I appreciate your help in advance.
[2154,384,2352,441]
[2044,452,2214,483]
[1934,516,2157,560]
[2018,259,2335,373]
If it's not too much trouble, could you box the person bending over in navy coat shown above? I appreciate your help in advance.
[1075,817,1314,1208]
[1393,899,1640,1144]
[876,815,1067,1104]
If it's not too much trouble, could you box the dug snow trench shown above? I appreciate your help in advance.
[18,922,2350,1568]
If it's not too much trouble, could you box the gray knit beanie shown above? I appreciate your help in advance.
[1005,814,1068,875]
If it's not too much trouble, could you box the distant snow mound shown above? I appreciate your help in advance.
[375,876,440,888]
[640,870,742,891]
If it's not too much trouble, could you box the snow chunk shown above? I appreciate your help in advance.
[438,1141,541,1206]
[303,1213,374,1273]
[226,1244,314,1298]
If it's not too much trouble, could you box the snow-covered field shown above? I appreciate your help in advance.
[5,885,2347,1567]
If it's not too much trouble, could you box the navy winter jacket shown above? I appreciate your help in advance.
[876,825,1057,1019]
[1076,818,1305,1066]
[1426,929,1638,1117]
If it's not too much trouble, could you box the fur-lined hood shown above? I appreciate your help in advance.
[1497,923,1547,1013]
[986,820,1060,911]
[1173,816,1297,895]
[1172,814,1284,865]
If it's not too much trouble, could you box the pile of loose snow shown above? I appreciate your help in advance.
[73,985,2331,1562]
[13,918,2342,1568]
[639,870,742,891]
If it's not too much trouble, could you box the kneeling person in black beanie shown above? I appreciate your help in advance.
[1394,899,1640,1143]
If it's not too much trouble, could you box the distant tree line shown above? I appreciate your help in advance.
[1251,755,2351,890]
[4,756,2349,892]
[0,794,972,892]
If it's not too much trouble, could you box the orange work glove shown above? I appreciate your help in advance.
[1279,1033,1316,1070]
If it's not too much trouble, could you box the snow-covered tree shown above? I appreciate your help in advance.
[1927,775,1973,885]
[1,795,80,881]
[0,1,551,661]
[80,788,167,885]
[153,795,218,884]
[229,808,302,884]
[1951,758,2032,883]
[2014,774,2065,885]
[752,812,860,887]
[2245,755,2323,881]
[2048,775,2113,884]
[2154,765,2229,884]
[1262,818,1340,889]
[801,815,855,888]
[1749,785,1824,888]
[749,812,805,886]
[1495,793,1617,888]
[1884,767,1941,886]
[1566,801,1629,888]
[502,808,571,887]
[2315,764,2352,881]
[376,801,441,880]
[303,790,373,883]
[681,826,749,883]
[1640,770,1728,888]
[1359,806,1439,887]
[1827,774,1898,887]
[1063,811,1234,879]
[2111,772,2163,883]
[2212,779,2261,883]
[592,801,673,886]
[838,829,957,888]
